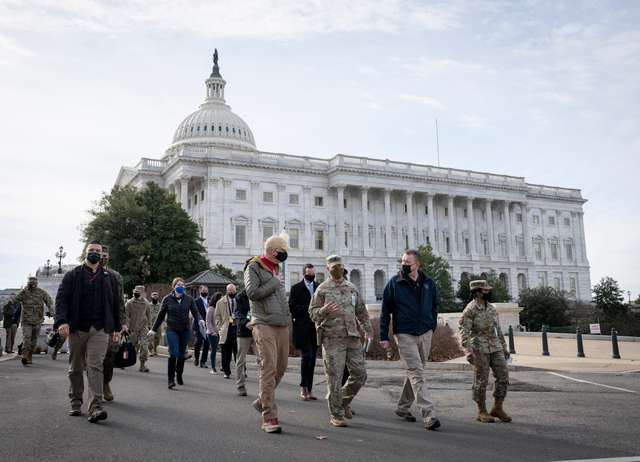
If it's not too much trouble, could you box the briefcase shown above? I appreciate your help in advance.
[114,332,137,368]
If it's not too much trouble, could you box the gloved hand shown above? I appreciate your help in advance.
[147,330,156,338]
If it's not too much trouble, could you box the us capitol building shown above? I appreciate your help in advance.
[116,52,591,304]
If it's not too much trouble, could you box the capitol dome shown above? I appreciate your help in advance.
[170,50,256,151]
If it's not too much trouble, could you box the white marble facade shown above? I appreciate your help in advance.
[115,55,591,304]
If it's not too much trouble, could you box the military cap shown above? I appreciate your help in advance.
[133,285,145,294]
[326,255,344,268]
[28,276,37,281]
[151,291,159,296]
[469,280,492,290]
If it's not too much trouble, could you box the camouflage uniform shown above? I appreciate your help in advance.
[148,298,163,355]
[15,285,53,360]
[125,287,151,369]
[459,299,509,403]
[309,258,372,421]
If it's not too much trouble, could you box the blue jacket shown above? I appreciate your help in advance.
[380,271,438,341]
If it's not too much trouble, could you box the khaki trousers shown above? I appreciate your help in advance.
[236,336,255,389]
[395,331,436,421]
[68,328,109,411]
[22,323,41,355]
[253,324,289,421]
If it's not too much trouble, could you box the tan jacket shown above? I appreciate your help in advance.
[214,296,236,344]
[125,297,151,332]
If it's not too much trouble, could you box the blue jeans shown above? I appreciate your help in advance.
[166,328,191,359]
[207,334,219,370]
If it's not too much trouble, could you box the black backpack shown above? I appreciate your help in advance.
[114,332,137,368]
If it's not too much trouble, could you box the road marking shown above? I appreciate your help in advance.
[548,372,638,394]
[552,458,640,462]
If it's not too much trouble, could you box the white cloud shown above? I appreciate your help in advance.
[399,93,447,111]
[459,114,488,129]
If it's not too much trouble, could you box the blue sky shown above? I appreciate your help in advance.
[0,0,638,299]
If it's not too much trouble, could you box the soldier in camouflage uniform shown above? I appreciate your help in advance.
[459,280,512,423]
[309,255,373,427]
[100,246,126,402]
[15,276,53,366]
[125,285,151,372]
[148,291,163,356]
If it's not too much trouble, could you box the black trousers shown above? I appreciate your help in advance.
[221,326,237,376]
[194,331,209,366]
[300,342,317,391]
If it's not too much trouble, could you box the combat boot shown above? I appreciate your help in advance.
[476,401,495,423]
[343,404,353,419]
[176,357,185,385]
[490,399,512,423]
[103,382,114,402]
[139,360,149,373]
[330,416,348,427]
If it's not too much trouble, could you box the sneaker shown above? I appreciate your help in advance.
[330,416,348,427]
[252,399,263,413]
[223,374,230,379]
[210,370,216,375]
[395,410,417,422]
[238,387,248,397]
[261,418,282,433]
[168,380,176,389]
[68,408,82,417]
[425,417,441,431]
[88,408,108,423]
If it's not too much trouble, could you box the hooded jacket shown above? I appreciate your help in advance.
[243,256,289,327]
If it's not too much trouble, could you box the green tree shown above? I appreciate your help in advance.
[213,263,241,286]
[82,183,210,293]
[593,276,627,320]
[518,287,570,331]
[455,270,510,305]
[416,245,456,312]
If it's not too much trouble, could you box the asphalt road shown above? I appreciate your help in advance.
[1,354,639,462]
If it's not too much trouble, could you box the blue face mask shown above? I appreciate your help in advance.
[175,286,186,295]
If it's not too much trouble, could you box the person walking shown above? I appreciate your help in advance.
[148,292,163,356]
[234,288,256,397]
[3,294,18,354]
[15,276,53,366]
[54,241,123,423]
[289,264,319,401]
[459,280,511,423]
[215,284,238,379]
[193,285,210,368]
[148,278,204,389]
[244,234,290,434]
[380,249,441,431]
[206,292,223,373]
[125,285,152,372]
[309,255,372,428]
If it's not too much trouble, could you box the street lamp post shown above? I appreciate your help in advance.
[627,290,632,305]
[44,259,52,277]
[55,245,67,274]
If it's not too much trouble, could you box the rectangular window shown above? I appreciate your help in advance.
[549,216,555,225]
[516,213,522,223]
[518,240,525,257]
[550,242,559,260]
[404,204,408,214]
[538,274,546,287]
[533,215,540,225]
[262,225,274,242]
[464,238,470,255]
[235,189,247,201]
[405,234,409,249]
[314,229,324,250]
[263,191,274,203]
[201,190,205,201]
[482,210,486,220]
[553,277,561,291]
[445,237,450,253]
[194,194,198,205]
[235,225,246,247]
[500,239,507,257]
[187,198,191,209]
[425,205,429,215]
[463,209,468,218]
[344,198,348,209]
[564,217,571,226]
[427,236,431,247]
[289,193,299,205]
[566,243,573,261]
[367,200,370,211]
[499,212,504,221]
[444,207,448,217]
[344,231,349,248]
[570,277,577,294]
[289,229,299,249]
[535,241,543,260]
[314,196,324,207]
[482,237,488,255]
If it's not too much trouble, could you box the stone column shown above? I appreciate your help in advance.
[503,201,512,260]
[555,210,564,265]
[384,188,393,257]
[522,202,532,260]
[361,187,371,256]
[466,197,477,258]
[303,186,312,252]
[577,212,588,265]
[406,190,415,249]
[222,179,232,248]
[336,185,346,253]
[485,199,495,257]
[447,195,456,257]
[206,176,218,250]
[179,176,189,209]
[251,181,260,254]
[427,193,436,251]
[540,208,548,264]
[571,211,582,264]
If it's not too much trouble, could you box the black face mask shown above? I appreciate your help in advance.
[401,264,412,277]
[201,292,208,298]
[87,252,101,264]
[151,298,158,303]
[275,251,288,262]
[133,293,140,299]
[228,293,236,299]
[304,274,315,282]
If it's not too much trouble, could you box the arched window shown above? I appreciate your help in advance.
[517,273,527,291]
[499,272,508,288]
[374,270,386,301]
[350,269,362,294]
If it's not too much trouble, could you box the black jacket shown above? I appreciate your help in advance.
[233,290,252,338]
[153,293,201,333]
[288,279,318,350]
[193,297,208,336]
[54,265,122,334]
[380,271,438,341]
